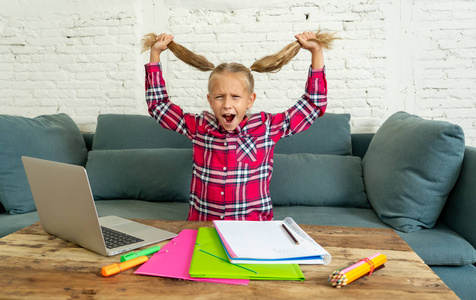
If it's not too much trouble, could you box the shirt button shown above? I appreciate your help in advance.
[224,142,227,146]
[220,215,225,219]
[220,191,224,196]
[223,167,227,171]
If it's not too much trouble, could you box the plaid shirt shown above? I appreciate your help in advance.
[145,62,327,221]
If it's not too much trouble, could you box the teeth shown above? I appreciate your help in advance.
[223,113,235,124]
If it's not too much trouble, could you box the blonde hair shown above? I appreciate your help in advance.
[250,30,336,73]
[208,63,254,94]
[141,33,214,71]
[141,30,337,92]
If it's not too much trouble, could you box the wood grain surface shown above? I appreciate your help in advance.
[0,220,457,299]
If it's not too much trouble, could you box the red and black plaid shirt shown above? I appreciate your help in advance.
[145,62,327,221]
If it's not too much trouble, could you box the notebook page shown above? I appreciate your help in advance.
[213,220,327,260]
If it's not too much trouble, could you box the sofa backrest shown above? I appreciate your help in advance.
[82,113,371,209]
[274,113,352,155]
[351,133,374,159]
[440,146,476,248]
[82,123,374,157]
[0,123,372,214]
[92,114,192,150]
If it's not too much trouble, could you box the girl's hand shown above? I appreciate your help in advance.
[295,31,322,53]
[295,31,324,69]
[152,33,174,53]
[150,33,174,63]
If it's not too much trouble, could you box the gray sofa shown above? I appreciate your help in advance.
[0,112,475,299]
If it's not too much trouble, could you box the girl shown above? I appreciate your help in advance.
[142,31,335,221]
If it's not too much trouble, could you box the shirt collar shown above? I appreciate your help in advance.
[230,115,249,134]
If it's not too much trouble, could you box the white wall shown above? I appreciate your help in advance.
[1,0,475,146]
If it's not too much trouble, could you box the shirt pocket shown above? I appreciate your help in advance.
[236,136,258,164]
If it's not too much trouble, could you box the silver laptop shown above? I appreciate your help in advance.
[22,156,177,256]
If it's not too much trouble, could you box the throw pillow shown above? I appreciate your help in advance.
[86,149,192,202]
[0,114,88,214]
[270,153,369,208]
[362,111,465,233]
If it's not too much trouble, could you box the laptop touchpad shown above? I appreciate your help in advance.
[111,222,148,233]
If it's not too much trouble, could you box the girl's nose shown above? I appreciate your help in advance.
[223,97,233,108]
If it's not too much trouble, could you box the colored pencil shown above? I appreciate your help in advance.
[338,252,381,274]
[328,253,387,288]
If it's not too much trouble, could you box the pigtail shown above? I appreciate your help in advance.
[250,30,337,73]
[141,33,215,72]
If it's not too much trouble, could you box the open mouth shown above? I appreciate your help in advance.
[223,113,236,124]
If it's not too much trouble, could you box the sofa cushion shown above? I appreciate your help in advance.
[431,265,476,300]
[92,114,192,150]
[362,111,465,233]
[0,211,40,237]
[86,149,192,202]
[274,206,476,267]
[396,222,476,266]
[95,200,189,220]
[273,206,386,228]
[270,154,369,208]
[0,114,88,214]
[274,113,352,155]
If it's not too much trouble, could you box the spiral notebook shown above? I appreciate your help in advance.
[213,217,332,264]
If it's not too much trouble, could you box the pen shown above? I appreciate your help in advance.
[282,223,299,245]
[101,255,148,277]
[120,245,161,262]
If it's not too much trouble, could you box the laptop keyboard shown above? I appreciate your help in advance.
[101,226,144,249]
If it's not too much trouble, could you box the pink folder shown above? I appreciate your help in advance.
[134,229,249,285]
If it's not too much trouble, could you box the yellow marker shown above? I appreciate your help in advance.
[101,255,148,277]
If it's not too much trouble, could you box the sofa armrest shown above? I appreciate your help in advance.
[440,146,476,249]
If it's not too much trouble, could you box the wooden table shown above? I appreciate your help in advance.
[0,219,457,299]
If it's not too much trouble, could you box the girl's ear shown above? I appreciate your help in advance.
[247,93,257,109]
[207,94,211,105]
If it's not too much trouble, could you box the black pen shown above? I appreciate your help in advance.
[282,223,299,245]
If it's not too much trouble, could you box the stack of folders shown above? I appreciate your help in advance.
[135,217,331,285]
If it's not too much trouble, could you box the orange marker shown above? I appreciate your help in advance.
[101,255,148,277]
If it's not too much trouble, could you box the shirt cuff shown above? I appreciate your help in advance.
[309,65,325,77]
[145,62,162,73]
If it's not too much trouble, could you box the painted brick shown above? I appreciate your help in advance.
[0,0,474,146]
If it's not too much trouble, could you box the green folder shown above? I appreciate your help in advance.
[189,227,305,281]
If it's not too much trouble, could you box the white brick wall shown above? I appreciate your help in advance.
[1,0,475,146]
[0,0,146,132]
